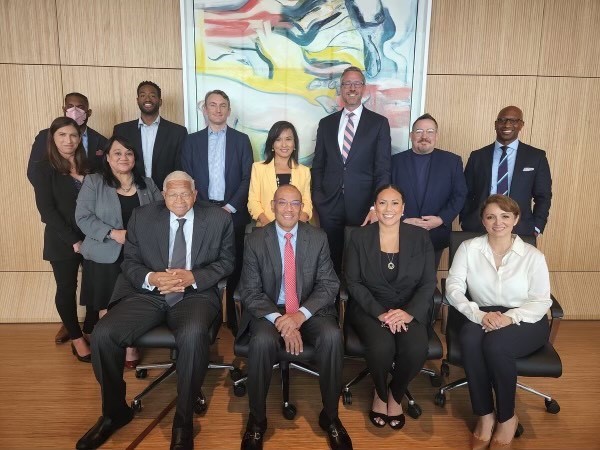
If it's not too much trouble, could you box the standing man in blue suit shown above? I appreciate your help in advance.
[311,66,391,273]
[181,90,253,333]
[391,114,467,268]
[460,106,552,236]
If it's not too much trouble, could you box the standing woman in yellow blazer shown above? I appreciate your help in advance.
[248,121,312,226]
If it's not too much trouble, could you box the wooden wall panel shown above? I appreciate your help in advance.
[530,77,600,271]
[0,0,59,64]
[428,0,544,75]
[0,64,63,271]
[60,66,185,139]
[538,0,600,77]
[56,0,182,69]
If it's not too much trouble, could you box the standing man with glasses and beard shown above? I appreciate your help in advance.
[113,81,188,190]
[460,106,552,236]
[311,66,391,274]
[390,113,467,268]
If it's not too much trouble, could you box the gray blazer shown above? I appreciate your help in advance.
[75,173,161,263]
[237,221,340,336]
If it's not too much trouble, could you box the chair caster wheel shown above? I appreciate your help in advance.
[135,368,148,379]
[430,374,442,387]
[342,391,352,405]
[407,402,422,419]
[233,383,246,397]
[194,398,207,415]
[230,368,243,382]
[434,392,446,407]
[282,403,297,420]
[545,398,560,414]
[440,363,449,377]
[131,399,142,412]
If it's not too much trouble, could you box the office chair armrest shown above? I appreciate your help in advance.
[338,282,348,328]
[548,294,563,345]
[233,289,243,323]
[440,278,449,335]
[432,286,443,326]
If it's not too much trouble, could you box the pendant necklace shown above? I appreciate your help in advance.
[386,253,396,270]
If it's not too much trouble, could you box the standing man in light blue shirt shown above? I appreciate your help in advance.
[181,90,253,334]
[113,81,188,190]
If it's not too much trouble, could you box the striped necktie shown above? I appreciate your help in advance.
[341,112,355,162]
[497,146,509,195]
[284,232,299,314]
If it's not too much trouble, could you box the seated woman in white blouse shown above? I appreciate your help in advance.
[447,194,552,450]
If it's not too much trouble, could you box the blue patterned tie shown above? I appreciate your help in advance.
[497,146,509,195]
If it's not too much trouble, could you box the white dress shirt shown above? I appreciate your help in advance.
[446,235,551,325]
[139,116,160,179]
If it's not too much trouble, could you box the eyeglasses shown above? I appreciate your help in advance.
[275,200,302,209]
[413,128,437,136]
[495,118,522,126]
[166,192,193,200]
[340,81,365,88]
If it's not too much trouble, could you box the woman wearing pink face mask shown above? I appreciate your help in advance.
[32,117,95,363]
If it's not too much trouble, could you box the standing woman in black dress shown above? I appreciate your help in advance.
[32,116,93,362]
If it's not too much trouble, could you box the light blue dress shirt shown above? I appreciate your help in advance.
[265,222,312,323]
[490,139,518,195]
[208,127,226,201]
[138,116,160,179]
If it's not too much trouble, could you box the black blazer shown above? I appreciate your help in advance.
[460,142,552,235]
[237,221,340,336]
[113,117,188,190]
[27,127,107,184]
[311,107,391,225]
[32,160,85,261]
[344,222,436,326]
[110,202,235,306]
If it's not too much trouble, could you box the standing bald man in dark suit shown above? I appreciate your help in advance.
[311,66,391,273]
[238,185,351,450]
[460,106,552,236]
[76,171,234,450]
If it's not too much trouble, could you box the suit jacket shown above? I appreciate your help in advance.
[311,107,391,225]
[344,222,435,326]
[247,160,313,223]
[460,142,552,235]
[32,160,85,261]
[75,173,162,264]
[391,148,467,250]
[181,126,253,228]
[27,127,107,184]
[113,117,188,190]
[110,202,235,306]
[237,221,340,336]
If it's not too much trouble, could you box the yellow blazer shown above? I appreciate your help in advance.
[248,160,313,223]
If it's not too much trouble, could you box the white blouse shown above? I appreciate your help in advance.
[446,235,552,325]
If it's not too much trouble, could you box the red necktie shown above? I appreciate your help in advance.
[284,232,299,314]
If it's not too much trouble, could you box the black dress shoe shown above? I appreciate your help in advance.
[171,426,194,450]
[76,411,133,450]
[318,411,353,450]
[71,343,92,363]
[240,427,264,450]
[55,324,69,344]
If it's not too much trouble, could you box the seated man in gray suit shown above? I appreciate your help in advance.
[76,171,235,450]
[238,185,352,450]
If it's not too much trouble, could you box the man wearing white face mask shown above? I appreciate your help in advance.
[27,92,108,346]
[27,92,108,185]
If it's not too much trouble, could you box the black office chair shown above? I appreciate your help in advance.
[339,226,444,419]
[231,291,322,420]
[130,280,241,414]
[434,231,562,414]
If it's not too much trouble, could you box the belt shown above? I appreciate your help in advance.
[209,199,225,207]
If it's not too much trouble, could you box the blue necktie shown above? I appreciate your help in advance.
[165,218,186,307]
[497,146,509,195]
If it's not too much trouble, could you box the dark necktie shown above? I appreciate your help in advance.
[165,218,186,307]
[284,233,299,314]
[497,146,509,195]
[341,112,355,163]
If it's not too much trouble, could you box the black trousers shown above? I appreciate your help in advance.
[50,257,95,339]
[225,224,246,334]
[348,305,428,404]
[246,315,343,426]
[458,306,549,422]
[91,292,219,427]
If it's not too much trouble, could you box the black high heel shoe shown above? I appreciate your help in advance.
[368,410,388,428]
[71,343,91,363]
[388,413,405,430]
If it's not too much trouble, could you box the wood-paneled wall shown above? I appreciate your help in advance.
[1,0,597,321]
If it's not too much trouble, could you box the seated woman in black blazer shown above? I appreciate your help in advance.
[345,184,436,430]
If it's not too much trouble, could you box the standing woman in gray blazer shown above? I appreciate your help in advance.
[76,136,161,367]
